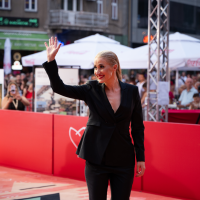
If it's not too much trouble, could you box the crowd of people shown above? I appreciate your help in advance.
[80,70,200,113]
[171,72,200,109]
[1,69,200,113]
[2,72,34,111]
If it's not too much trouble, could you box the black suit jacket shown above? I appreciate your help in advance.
[43,60,145,166]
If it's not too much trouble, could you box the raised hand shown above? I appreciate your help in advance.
[44,37,61,62]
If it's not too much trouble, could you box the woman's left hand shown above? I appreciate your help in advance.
[136,161,145,177]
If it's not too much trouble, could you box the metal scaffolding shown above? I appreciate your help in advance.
[147,0,170,122]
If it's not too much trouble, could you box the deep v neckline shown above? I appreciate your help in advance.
[103,82,122,114]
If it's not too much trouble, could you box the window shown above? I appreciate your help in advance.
[112,0,118,20]
[62,0,82,11]
[170,2,196,34]
[197,7,200,34]
[97,0,103,14]
[0,0,11,10]
[137,0,200,34]
[68,0,73,10]
[25,0,37,12]
[137,0,150,29]
[77,0,82,12]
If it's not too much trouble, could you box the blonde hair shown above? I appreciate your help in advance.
[95,51,122,81]
[6,81,19,98]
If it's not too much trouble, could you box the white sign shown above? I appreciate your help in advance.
[0,69,4,84]
[12,61,23,70]
[35,68,79,114]
[35,68,79,86]
[158,81,169,105]
[0,69,4,109]
[186,59,200,67]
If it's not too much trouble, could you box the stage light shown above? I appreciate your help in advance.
[143,35,153,43]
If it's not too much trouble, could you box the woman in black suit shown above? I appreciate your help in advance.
[44,37,145,200]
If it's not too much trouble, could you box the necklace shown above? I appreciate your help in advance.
[12,99,18,109]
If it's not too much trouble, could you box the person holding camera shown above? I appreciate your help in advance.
[2,81,30,111]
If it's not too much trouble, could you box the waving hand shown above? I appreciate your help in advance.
[44,37,61,62]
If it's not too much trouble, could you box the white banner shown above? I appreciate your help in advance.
[0,69,4,109]
[35,68,79,115]
[3,38,12,75]
[158,81,169,105]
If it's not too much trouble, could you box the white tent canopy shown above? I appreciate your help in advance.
[120,32,200,70]
[22,34,135,69]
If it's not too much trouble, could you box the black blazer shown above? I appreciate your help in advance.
[43,60,145,166]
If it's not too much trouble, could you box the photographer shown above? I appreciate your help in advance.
[2,81,30,111]
[177,78,198,109]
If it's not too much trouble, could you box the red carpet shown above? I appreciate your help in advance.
[0,166,186,200]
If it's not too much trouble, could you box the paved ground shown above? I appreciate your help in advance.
[0,166,184,200]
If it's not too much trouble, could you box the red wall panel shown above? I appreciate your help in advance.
[0,110,53,174]
[2,110,199,199]
[143,121,200,200]
[53,115,142,190]
[54,115,87,181]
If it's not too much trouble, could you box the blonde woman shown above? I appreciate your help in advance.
[43,37,145,200]
[2,81,30,111]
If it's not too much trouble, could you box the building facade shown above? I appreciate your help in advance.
[0,0,49,71]
[2,0,199,71]
[0,0,129,71]
[48,0,129,46]
[131,0,200,47]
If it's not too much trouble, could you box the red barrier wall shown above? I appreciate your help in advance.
[53,114,142,190]
[54,115,87,181]
[1,110,200,199]
[143,121,200,200]
[168,110,200,124]
[0,110,53,174]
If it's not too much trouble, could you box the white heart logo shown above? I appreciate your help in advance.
[69,127,85,148]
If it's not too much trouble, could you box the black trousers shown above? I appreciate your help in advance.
[85,161,135,200]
